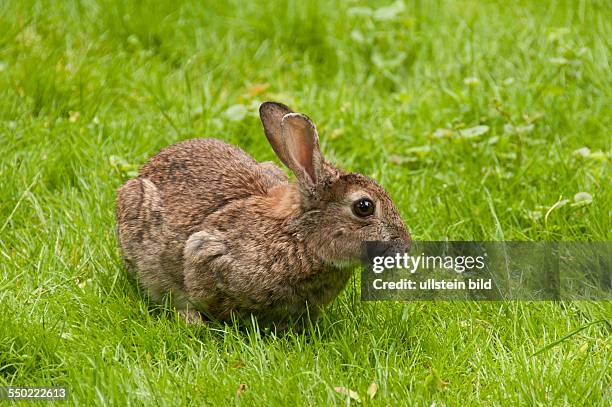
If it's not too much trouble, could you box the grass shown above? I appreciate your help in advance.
[0,0,610,405]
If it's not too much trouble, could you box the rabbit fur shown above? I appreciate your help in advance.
[116,102,410,330]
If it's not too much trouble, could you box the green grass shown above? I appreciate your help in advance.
[1,0,610,405]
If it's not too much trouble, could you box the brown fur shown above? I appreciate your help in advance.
[116,102,410,330]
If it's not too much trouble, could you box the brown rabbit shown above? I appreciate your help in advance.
[116,102,410,330]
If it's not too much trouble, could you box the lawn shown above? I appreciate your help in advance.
[0,0,610,405]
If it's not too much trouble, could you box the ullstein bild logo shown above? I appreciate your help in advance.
[360,241,611,301]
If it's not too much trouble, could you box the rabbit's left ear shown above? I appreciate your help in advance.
[260,101,293,164]
[280,113,323,187]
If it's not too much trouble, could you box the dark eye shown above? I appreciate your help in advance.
[352,198,375,217]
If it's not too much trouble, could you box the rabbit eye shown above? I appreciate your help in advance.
[352,198,375,217]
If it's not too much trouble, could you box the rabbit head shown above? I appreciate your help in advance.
[259,102,410,267]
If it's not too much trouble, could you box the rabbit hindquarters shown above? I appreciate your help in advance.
[116,177,188,306]
[182,229,234,321]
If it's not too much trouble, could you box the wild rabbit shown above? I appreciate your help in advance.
[116,102,410,330]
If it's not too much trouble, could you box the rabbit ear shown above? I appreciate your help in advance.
[260,101,294,165]
[280,113,323,187]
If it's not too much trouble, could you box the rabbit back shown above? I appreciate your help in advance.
[139,138,283,235]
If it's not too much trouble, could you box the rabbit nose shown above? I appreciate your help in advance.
[389,227,411,244]
[386,231,411,255]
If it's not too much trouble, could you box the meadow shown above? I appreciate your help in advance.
[0,0,610,405]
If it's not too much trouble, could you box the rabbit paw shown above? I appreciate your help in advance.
[178,308,205,324]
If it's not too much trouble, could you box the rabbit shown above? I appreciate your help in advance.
[116,101,410,331]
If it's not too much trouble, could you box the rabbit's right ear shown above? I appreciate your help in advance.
[279,113,323,188]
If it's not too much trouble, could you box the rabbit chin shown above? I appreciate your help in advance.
[322,257,361,270]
